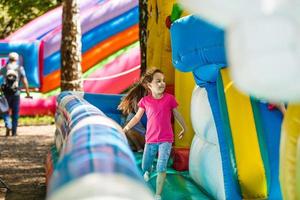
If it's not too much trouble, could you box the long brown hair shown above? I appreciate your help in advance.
[118,68,163,115]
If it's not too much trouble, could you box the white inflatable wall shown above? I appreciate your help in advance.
[189,86,225,200]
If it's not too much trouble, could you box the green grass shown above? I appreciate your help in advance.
[18,115,55,126]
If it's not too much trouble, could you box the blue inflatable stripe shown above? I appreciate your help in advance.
[43,7,139,76]
[82,7,138,52]
[83,92,147,130]
[206,83,241,200]
[0,41,40,87]
[84,93,123,123]
[170,15,227,73]
[193,64,226,86]
[252,101,283,199]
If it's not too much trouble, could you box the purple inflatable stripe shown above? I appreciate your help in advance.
[6,0,102,40]
[43,0,138,58]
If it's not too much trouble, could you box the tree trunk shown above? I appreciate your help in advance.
[60,0,83,91]
[139,0,148,75]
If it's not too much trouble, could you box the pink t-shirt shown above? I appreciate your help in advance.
[138,93,178,143]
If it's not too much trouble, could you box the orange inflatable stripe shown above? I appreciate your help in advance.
[82,24,139,71]
[41,24,139,93]
[42,71,60,92]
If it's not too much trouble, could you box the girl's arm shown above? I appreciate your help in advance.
[123,107,145,133]
[172,108,187,139]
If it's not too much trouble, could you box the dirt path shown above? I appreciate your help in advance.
[0,125,55,200]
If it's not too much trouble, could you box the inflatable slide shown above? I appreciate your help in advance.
[170,15,283,200]
[0,0,141,116]
[178,1,300,198]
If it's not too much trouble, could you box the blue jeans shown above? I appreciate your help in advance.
[142,142,172,173]
[2,94,20,134]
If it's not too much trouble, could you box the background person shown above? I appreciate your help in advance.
[0,52,31,136]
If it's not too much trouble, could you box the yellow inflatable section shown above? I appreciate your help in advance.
[147,1,193,148]
[220,69,267,199]
[174,71,195,148]
[280,104,300,200]
[147,0,175,85]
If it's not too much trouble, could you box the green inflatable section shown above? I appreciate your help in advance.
[49,147,212,199]
[134,153,212,200]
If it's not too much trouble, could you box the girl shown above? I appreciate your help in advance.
[122,68,187,200]
[118,84,147,152]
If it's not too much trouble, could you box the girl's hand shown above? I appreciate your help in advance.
[173,108,187,140]
[123,127,129,133]
[178,129,185,139]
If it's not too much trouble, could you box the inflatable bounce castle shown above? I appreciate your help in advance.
[3,0,299,199]
[47,1,300,200]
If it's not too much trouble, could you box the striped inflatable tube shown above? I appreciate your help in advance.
[48,91,153,200]
[45,145,59,186]
[54,91,103,146]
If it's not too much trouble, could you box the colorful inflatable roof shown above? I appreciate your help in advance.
[2,0,141,116]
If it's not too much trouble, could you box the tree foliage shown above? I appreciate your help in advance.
[0,0,62,38]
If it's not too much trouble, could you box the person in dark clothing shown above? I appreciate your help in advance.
[0,52,31,136]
